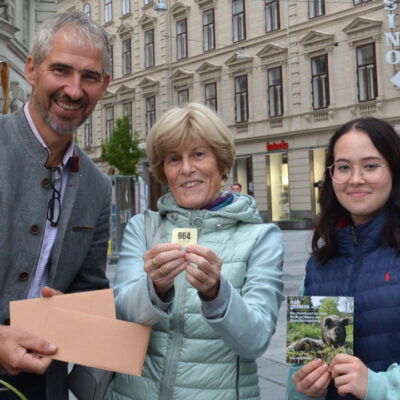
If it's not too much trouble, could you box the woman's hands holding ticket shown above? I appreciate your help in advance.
[143,228,222,301]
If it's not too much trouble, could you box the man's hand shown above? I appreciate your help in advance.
[41,286,63,297]
[0,325,57,375]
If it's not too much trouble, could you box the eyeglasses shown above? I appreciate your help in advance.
[328,161,386,184]
[47,167,62,227]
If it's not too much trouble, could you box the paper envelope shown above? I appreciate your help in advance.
[10,289,152,376]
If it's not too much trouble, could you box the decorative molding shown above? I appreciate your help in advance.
[196,61,222,82]
[343,16,382,45]
[138,76,160,95]
[170,68,194,88]
[300,30,335,55]
[225,52,253,75]
[257,43,288,66]
[195,0,216,9]
[170,2,191,19]
[115,84,135,99]
[116,22,133,36]
[138,14,157,29]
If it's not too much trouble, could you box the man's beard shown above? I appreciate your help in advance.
[33,95,86,135]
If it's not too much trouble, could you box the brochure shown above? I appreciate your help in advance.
[286,295,354,364]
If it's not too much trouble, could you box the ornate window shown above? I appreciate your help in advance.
[205,82,217,111]
[309,0,324,18]
[122,0,130,14]
[265,0,280,32]
[122,38,132,75]
[145,30,154,68]
[203,9,215,52]
[232,0,246,42]
[84,115,93,147]
[122,101,133,132]
[267,67,283,117]
[356,43,377,102]
[235,75,248,122]
[104,0,113,23]
[176,19,188,59]
[146,96,156,135]
[105,106,114,139]
[178,89,189,106]
[311,54,330,109]
[83,3,91,18]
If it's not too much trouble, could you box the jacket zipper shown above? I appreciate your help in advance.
[159,271,186,400]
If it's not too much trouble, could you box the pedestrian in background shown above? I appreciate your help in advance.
[0,11,111,399]
[107,103,284,400]
[231,182,242,193]
[287,117,400,400]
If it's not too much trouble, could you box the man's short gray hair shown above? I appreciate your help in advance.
[31,11,110,75]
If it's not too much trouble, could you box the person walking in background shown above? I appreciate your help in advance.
[0,11,111,399]
[230,182,242,193]
[287,117,400,400]
[107,103,284,400]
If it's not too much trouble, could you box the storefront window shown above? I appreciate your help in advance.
[267,152,289,221]
[233,156,254,195]
[311,148,326,216]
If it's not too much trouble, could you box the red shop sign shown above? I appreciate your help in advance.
[266,140,289,151]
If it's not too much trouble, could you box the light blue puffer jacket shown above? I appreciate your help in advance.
[107,193,284,400]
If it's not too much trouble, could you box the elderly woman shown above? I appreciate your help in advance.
[107,103,284,400]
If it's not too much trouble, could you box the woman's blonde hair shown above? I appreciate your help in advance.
[146,103,235,184]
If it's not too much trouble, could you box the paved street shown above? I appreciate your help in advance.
[258,229,313,400]
[71,229,312,400]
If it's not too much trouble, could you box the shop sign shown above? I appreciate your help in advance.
[384,0,400,87]
[266,140,289,151]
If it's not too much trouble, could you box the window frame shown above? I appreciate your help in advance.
[144,29,155,68]
[122,0,130,15]
[104,0,112,23]
[205,82,217,111]
[311,54,330,110]
[232,0,246,42]
[265,0,280,32]
[178,89,189,106]
[356,43,378,102]
[203,9,215,52]
[234,75,249,123]
[122,101,133,133]
[83,3,91,19]
[122,38,132,75]
[84,115,93,148]
[146,96,156,135]
[105,106,114,140]
[176,19,188,60]
[267,66,283,117]
[308,0,325,19]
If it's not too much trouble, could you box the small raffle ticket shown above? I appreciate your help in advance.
[171,228,197,248]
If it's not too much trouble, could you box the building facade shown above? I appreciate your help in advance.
[0,0,57,114]
[58,0,400,223]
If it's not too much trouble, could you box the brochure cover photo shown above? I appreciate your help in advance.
[286,296,354,364]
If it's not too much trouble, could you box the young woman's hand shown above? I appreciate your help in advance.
[292,358,331,397]
[330,354,368,399]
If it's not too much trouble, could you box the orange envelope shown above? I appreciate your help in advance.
[10,289,151,376]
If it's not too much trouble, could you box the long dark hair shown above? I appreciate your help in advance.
[312,117,400,264]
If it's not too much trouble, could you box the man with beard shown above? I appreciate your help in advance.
[0,11,111,400]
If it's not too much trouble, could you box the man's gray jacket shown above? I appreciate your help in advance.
[0,108,111,399]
